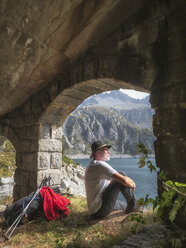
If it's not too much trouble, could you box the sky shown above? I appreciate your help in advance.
[120,89,149,99]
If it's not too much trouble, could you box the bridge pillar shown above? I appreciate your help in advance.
[150,70,186,227]
[151,84,186,182]
[13,124,63,200]
[0,117,63,200]
[37,124,63,190]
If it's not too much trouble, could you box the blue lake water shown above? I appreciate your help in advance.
[73,158,158,202]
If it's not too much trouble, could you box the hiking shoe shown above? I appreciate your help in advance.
[125,205,143,214]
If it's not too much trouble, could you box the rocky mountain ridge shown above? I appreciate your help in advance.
[62,103,155,157]
[77,90,150,108]
[75,90,153,129]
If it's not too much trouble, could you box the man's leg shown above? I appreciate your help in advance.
[93,176,137,218]
[119,172,137,210]
[92,180,124,218]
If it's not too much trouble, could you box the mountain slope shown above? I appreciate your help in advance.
[77,90,150,108]
[62,106,155,156]
[112,106,153,129]
[76,90,153,130]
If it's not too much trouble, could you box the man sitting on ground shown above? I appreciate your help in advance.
[85,140,141,218]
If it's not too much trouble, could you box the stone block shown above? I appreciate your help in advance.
[40,113,63,126]
[39,139,62,152]
[39,124,51,139]
[70,64,84,84]
[30,140,38,152]
[30,94,43,114]
[22,153,37,171]
[14,169,20,185]
[49,83,58,101]
[51,125,62,139]
[1,125,9,137]
[29,171,37,187]
[20,186,31,198]
[37,169,62,185]
[21,98,30,114]
[13,185,21,200]
[18,170,32,186]
[151,81,186,107]
[21,140,38,153]
[0,118,10,126]
[0,124,3,133]
[21,140,31,153]
[56,94,82,106]
[51,153,62,169]
[19,126,39,140]
[10,117,23,128]
[16,152,22,167]
[23,114,37,126]
[38,152,50,170]
[153,107,186,138]
[83,61,94,80]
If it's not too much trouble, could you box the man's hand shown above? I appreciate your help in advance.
[111,172,136,190]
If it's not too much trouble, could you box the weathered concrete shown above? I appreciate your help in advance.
[0,0,144,117]
[0,0,185,226]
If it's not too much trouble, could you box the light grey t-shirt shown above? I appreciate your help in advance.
[85,159,117,214]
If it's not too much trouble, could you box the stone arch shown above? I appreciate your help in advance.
[0,0,185,204]
[39,78,149,127]
[0,124,20,153]
[0,124,21,200]
[34,0,186,190]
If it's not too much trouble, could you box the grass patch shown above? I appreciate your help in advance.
[0,196,157,248]
[0,140,16,178]
[0,196,13,206]
[62,155,80,167]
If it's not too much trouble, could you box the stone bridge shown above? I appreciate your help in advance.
[0,0,185,204]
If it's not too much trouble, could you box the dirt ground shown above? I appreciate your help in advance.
[0,209,133,247]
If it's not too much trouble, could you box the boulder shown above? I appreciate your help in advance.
[0,177,14,199]
[113,224,172,248]
[0,163,86,201]
[1,177,14,185]
[60,163,85,196]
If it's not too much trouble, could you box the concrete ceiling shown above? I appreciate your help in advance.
[0,0,144,117]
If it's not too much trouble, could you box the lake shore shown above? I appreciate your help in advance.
[67,153,155,159]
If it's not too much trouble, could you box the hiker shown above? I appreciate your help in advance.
[85,140,141,218]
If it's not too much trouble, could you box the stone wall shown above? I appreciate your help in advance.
[0,0,185,224]
[0,113,64,199]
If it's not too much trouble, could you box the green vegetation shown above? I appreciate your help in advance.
[62,155,76,166]
[62,155,80,173]
[136,143,186,224]
[0,196,13,206]
[0,196,156,248]
[128,144,186,246]
[0,139,16,178]
[62,135,71,155]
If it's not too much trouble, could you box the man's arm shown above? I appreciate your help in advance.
[111,172,136,190]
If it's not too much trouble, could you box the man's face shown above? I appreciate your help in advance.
[98,148,110,161]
